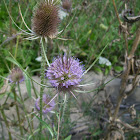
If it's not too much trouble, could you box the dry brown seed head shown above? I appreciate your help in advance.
[62,0,71,12]
[32,2,60,38]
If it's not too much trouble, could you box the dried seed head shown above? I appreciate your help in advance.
[32,1,60,38]
[46,55,84,92]
[35,94,55,114]
[9,68,24,83]
[62,0,72,12]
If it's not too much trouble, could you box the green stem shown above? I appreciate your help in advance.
[17,83,34,139]
[39,38,46,138]
[1,109,12,140]
[31,79,38,98]
[12,87,23,136]
[57,94,67,140]
[60,94,67,124]
[9,0,13,65]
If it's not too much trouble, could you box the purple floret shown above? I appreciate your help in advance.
[46,55,84,91]
[35,94,55,114]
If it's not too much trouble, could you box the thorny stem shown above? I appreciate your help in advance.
[31,109,34,132]
[9,0,13,65]
[57,94,67,140]
[12,87,23,136]
[60,94,67,124]
[1,109,12,140]
[57,109,61,140]
[39,38,46,138]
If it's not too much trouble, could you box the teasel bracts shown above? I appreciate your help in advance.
[32,1,60,38]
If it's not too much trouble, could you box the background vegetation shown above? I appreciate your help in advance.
[0,0,140,139]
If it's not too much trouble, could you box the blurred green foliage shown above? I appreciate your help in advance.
[0,0,140,138]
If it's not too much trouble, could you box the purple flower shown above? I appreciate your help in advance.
[35,94,55,114]
[46,55,84,91]
[9,68,24,84]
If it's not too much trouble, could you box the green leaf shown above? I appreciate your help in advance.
[64,135,72,140]
[112,56,118,63]
[114,66,123,73]
[92,129,102,136]
[6,57,20,67]
[35,115,54,137]
[93,67,102,74]
[105,68,109,75]
[24,73,31,98]
[28,125,46,140]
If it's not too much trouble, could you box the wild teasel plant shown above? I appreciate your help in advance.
[3,0,60,137]
[2,0,112,139]
[3,0,72,41]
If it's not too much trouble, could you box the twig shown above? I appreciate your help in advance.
[117,119,140,133]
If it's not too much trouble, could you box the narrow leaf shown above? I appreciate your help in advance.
[64,135,72,140]
[24,73,31,98]
[35,115,54,137]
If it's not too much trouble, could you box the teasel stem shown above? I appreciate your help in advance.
[31,108,34,132]
[57,94,67,140]
[1,109,12,140]
[9,0,13,61]
[11,86,23,136]
[57,108,61,140]
[17,82,34,139]
[39,37,47,137]
[60,94,67,124]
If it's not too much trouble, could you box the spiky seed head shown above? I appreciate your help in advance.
[32,1,60,38]
[35,94,55,114]
[62,0,72,12]
[46,55,84,92]
[9,67,24,83]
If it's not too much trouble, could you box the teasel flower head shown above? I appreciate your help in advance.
[62,0,71,12]
[46,55,84,92]
[32,1,60,39]
[9,67,24,84]
[35,94,55,114]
